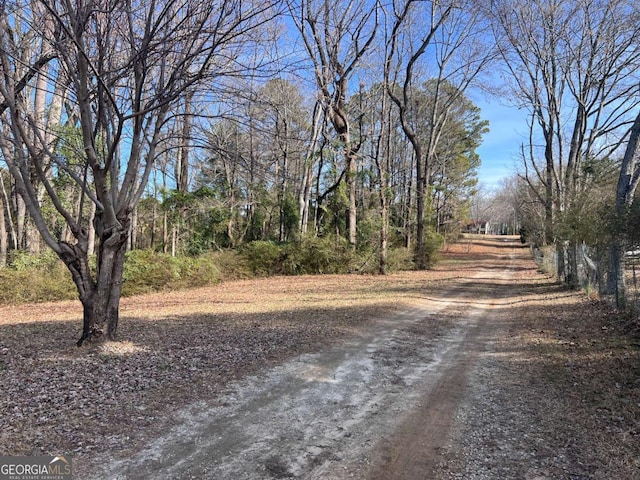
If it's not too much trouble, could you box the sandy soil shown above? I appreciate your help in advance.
[1,236,638,479]
[86,264,500,479]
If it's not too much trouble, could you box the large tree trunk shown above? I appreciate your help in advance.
[606,111,640,307]
[72,225,128,346]
[25,217,41,254]
[330,98,358,246]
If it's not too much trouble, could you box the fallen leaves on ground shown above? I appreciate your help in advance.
[439,246,640,480]
[1,236,638,480]
[0,252,473,459]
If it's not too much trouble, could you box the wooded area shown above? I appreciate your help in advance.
[1,0,640,343]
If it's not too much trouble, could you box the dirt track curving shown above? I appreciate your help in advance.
[83,237,530,479]
[4,236,637,479]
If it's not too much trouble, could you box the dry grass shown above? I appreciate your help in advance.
[0,249,472,460]
[1,235,638,480]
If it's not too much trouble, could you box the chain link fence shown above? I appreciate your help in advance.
[531,242,640,320]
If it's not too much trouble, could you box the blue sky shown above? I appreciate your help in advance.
[473,98,531,192]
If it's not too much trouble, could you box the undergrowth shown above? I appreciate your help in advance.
[0,239,424,305]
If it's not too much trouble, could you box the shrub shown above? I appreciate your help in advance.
[210,250,252,280]
[385,247,415,272]
[0,255,76,304]
[0,249,226,304]
[413,231,445,268]
[122,249,177,296]
[8,249,60,271]
[122,249,220,296]
[170,254,220,290]
[281,235,357,275]
[242,241,282,276]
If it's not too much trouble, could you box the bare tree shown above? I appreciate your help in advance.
[489,0,640,286]
[287,0,378,245]
[0,0,278,345]
[384,0,492,267]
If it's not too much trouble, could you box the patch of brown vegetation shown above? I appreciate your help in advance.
[0,252,464,460]
[439,243,640,479]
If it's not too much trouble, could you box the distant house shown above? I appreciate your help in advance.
[465,219,491,234]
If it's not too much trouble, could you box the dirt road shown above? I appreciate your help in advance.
[3,236,626,478]
[80,237,527,479]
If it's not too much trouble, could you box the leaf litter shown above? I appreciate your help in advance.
[0,237,638,480]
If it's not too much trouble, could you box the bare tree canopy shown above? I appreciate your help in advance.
[487,0,640,286]
[0,0,279,345]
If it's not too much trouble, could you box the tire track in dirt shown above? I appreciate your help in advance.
[84,238,524,480]
[366,246,520,480]
[366,313,487,480]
